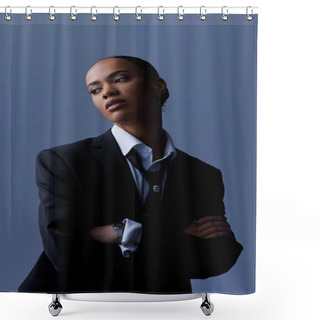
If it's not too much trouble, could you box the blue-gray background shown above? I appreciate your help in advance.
[0,14,257,293]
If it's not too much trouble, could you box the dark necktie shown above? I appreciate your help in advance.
[126,148,164,203]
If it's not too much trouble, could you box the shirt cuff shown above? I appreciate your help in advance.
[118,218,142,258]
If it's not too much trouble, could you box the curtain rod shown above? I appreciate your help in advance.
[0,6,258,15]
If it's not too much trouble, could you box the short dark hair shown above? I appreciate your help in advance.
[102,56,170,107]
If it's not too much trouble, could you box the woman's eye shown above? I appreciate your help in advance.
[115,77,128,83]
[91,88,100,95]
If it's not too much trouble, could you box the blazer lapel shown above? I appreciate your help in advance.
[91,129,140,224]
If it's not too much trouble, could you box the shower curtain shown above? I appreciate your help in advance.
[0,8,257,295]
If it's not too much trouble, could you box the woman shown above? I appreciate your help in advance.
[19,56,242,294]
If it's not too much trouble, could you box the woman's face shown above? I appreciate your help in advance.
[86,58,159,126]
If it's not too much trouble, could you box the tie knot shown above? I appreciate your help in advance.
[126,148,166,194]
[126,148,145,173]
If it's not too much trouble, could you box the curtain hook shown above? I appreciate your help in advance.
[90,6,97,21]
[49,6,56,21]
[25,6,32,21]
[157,6,164,21]
[221,6,228,21]
[113,6,120,21]
[177,6,184,21]
[246,6,253,21]
[200,6,207,21]
[135,6,142,21]
[70,6,77,21]
[5,6,12,21]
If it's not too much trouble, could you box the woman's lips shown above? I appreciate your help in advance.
[106,99,126,111]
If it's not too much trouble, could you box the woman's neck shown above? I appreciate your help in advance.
[115,114,166,161]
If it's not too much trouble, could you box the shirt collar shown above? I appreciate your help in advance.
[111,125,177,161]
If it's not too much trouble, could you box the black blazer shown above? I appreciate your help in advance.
[19,129,243,294]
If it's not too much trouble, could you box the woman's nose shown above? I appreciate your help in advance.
[102,84,118,98]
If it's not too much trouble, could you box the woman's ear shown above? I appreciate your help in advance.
[153,78,167,97]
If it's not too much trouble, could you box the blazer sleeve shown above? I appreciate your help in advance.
[178,169,243,279]
[36,149,90,273]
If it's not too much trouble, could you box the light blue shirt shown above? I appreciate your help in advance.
[111,124,177,203]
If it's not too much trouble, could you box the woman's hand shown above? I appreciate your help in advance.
[183,216,232,239]
[89,225,119,244]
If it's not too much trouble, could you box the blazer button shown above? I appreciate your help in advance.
[152,185,161,193]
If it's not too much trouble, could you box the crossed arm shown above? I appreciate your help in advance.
[89,216,232,244]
